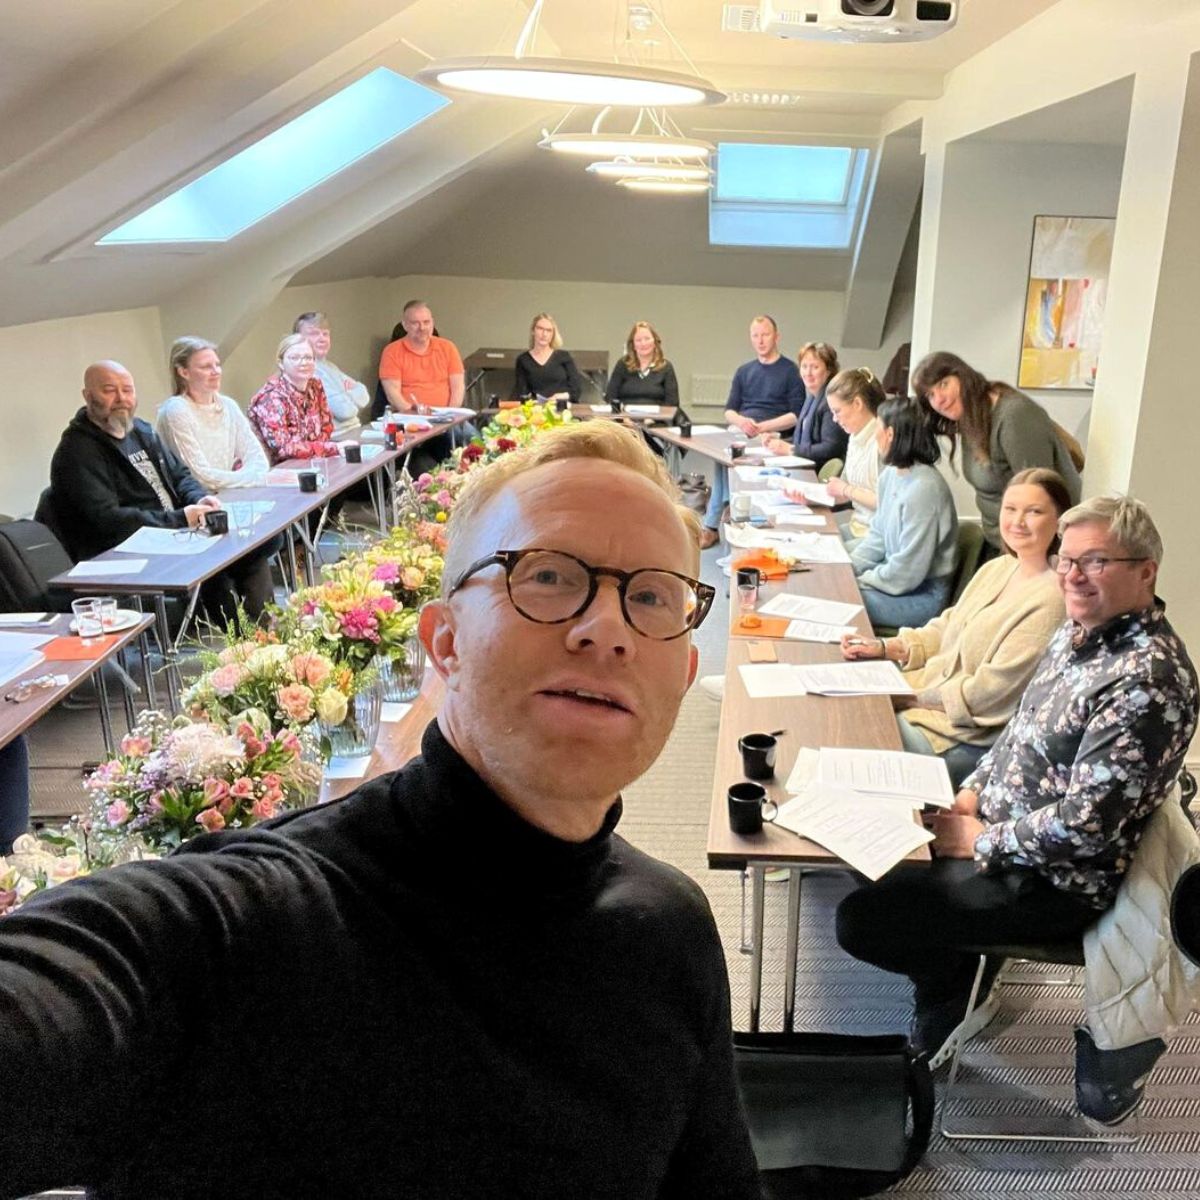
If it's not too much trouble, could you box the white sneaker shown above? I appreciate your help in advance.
[698,674,725,702]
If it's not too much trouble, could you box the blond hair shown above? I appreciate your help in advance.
[443,422,701,592]
[168,336,217,396]
[528,312,563,350]
[276,332,311,363]
[1059,495,1164,564]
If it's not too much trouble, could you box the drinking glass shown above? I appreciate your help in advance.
[72,598,103,645]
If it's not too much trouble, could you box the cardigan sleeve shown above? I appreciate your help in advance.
[513,353,532,399]
[604,361,626,403]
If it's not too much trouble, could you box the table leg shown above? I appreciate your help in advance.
[285,526,300,591]
[748,864,766,1033]
[94,665,116,757]
[783,868,803,1033]
[153,593,180,715]
[133,598,157,711]
[118,646,137,731]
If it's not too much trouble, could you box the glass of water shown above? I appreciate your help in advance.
[72,598,103,645]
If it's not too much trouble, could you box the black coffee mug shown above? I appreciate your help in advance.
[739,732,778,781]
[384,430,398,451]
[729,441,746,460]
[677,417,692,438]
[609,399,622,414]
[556,397,569,413]
[728,781,778,835]
[343,442,362,464]
[298,471,319,493]
[736,567,761,591]
[204,509,229,535]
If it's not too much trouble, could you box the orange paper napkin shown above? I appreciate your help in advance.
[41,635,118,660]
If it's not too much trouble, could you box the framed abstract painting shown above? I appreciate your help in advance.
[1018,215,1115,390]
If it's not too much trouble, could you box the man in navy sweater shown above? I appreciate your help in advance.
[0,421,762,1199]
[701,316,802,547]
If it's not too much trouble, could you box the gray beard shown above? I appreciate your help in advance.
[104,411,134,437]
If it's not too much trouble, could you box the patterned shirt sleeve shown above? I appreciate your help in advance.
[975,670,1194,875]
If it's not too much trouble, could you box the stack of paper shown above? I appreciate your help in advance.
[112,527,214,556]
[759,594,861,626]
[793,661,914,696]
[774,788,933,881]
[67,558,148,578]
[737,663,809,698]
[816,747,954,809]
[786,480,837,507]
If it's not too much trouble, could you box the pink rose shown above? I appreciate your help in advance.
[374,595,397,614]
[278,730,302,756]
[260,772,281,790]
[338,606,380,642]
[251,796,278,821]
[276,683,315,723]
[196,808,226,833]
[209,663,248,697]
[120,734,152,757]
[203,778,230,805]
[105,800,130,826]
[229,777,255,799]
[290,653,332,689]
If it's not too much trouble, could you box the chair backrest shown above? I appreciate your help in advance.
[950,522,986,607]
[0,519,75,611]
[817,457,844,483]
[34,487,70,550]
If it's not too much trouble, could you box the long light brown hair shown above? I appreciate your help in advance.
[622,321,666,372]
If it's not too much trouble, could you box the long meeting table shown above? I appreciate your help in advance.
[48,418,473,708]
[694,431,928,1032]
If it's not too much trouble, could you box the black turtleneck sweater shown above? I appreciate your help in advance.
[0,723,761,1200]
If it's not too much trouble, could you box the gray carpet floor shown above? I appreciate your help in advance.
[20,525,1200,1196]
[616,541,1200,1197]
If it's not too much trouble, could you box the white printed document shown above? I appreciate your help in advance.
[733,466,799,484]
[759,594,862,626]
[737,663,809,699]
[772,513,827,529]
[112,528,215,556]
[0,632,55,654]
[786,480,837,507]
[774,787,933,881]
[791,535,852,565]
[624,404,662,416]
[67,558,148,578]
[794,661,915,696]
[686,424,725,435]
[763,455,814,469]
[0,650,46,690]
[817,747,955,809]
[782,620,856,644]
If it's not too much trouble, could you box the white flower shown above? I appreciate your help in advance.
[246,644,290,674]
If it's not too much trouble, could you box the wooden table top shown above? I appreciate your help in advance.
[706,474,927,870]
[652,425,763,467]
[0,613,155,750]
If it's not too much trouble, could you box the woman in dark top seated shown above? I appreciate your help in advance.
[513,313,583,403]
[605,321,679,410]
[764,340,848,468]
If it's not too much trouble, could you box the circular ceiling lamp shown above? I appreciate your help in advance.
[419,0,724,109]
[586,159,711,181]
[421,57,724,108]
[616,177,711,195]
[540,131,713,159]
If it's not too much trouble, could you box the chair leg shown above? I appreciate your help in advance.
[939,954,1140,1144]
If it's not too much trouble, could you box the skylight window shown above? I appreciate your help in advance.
[709,143,868,251]
[98,68,449,245]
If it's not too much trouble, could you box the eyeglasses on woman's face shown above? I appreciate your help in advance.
[447,547,714,641]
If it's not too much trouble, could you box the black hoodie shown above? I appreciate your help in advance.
[49,408,207,561]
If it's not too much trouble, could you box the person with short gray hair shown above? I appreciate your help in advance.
[838,491,1198,1125]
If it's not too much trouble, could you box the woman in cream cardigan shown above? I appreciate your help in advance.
[842,467,1071,786]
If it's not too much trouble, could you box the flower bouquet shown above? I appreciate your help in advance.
[481,398,575,451]
[183,630,356,738]
[83,712,320,853]
[0,832,91,917]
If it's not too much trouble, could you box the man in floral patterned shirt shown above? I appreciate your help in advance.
[838,494,1198,1123]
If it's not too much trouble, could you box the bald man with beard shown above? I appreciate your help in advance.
[47,361,278,621]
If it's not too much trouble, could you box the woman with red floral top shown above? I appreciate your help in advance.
[248,333,341,465]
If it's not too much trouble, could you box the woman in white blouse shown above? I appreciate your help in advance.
[156,337,270,491]
[820,367,883,543]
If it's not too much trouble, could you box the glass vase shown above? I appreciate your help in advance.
[319,675,384,758]
[379,637,426,703]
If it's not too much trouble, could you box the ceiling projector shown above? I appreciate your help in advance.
[756,0,958,42]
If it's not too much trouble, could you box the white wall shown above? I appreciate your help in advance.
[920,140,1125,513]
[0,306,166,518]
[226,272,915,414]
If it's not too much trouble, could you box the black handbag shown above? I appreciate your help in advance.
[733,1031,933,1199]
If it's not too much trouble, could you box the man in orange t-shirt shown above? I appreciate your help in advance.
[378,300,465,411]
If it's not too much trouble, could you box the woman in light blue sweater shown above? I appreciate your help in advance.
[850,396,958,629]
